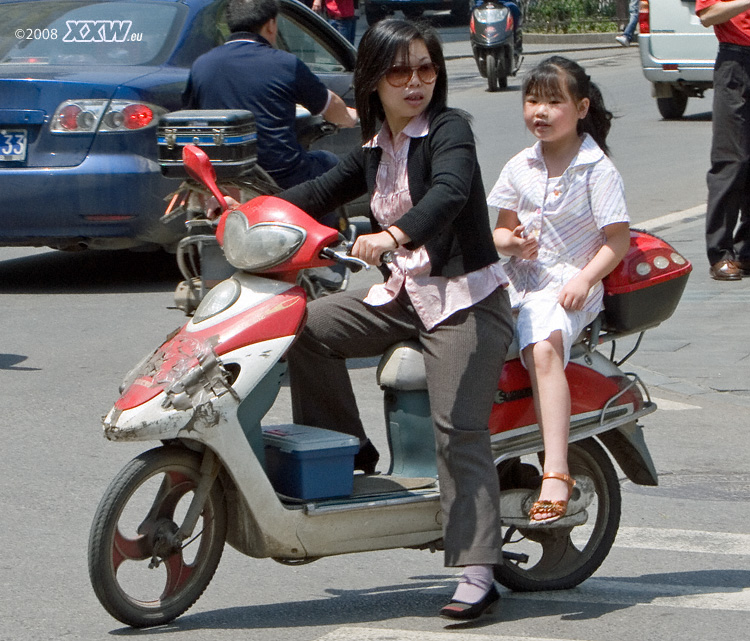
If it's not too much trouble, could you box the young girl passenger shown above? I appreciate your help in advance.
[490,56,631,525]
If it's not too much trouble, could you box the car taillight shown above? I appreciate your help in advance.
[50,99,164,133]
[639,0,649,35]
[57,104,89,131]
[121,104,154,130]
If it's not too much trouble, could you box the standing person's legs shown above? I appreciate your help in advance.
[616,0,639,46]
[729,55,750,266]
[706,50,750,270]
[329,17,357,45]
[623,0,639,41]
[419,288,513,568]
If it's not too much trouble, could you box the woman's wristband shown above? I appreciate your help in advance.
[384,228,400,249]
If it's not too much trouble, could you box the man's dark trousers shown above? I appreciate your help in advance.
[706,43,750,265]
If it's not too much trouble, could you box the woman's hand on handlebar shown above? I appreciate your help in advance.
[351,229,403,266]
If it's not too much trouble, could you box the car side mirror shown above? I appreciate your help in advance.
[182,144,228,213]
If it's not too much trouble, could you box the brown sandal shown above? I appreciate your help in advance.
[528,472,576,525]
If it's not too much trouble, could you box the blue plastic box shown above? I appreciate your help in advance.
[262,424,359,500]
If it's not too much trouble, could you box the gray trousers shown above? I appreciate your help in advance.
[287,286,513,566]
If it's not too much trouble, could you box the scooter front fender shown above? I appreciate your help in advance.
[103,336,295,443]
[103,396,190,442]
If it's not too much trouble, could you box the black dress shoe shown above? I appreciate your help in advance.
[734,259,750,275]
[439,584,499,620]
[353,439,379,474]
[709,259,742,281]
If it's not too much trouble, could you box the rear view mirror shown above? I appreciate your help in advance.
[182,145,228,213]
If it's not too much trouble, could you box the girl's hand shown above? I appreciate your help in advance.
[558,274,592,311]
[351,230,400,266]
[514,225,539,260]
[560,221,630,310]
[493,209,537,260]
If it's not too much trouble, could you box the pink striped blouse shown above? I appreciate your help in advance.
[363,115,508,330]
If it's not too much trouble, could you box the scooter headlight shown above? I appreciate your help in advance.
[222,210,306,271]
[474,5,509,23]
[193,278,241,323]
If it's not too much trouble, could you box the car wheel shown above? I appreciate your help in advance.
[451,0,471,24]
[365,2,387,25]
[657,92,688,120]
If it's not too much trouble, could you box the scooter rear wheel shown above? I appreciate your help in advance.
[88,446,227,627]
[495,437,621,591]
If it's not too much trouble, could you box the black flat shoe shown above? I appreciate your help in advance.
[439,584,499,620]
[353,439,379,474]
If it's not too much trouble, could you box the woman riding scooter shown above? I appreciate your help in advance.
[279,19,513,620]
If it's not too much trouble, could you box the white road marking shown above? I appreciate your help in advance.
[651,397,701,411]
[508,578,750,612]
[638,204,705,232]
[316,630,578,641]
[316,526,750,641]
[614,527,750,556]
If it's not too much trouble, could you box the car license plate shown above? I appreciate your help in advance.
[0,129,27,161]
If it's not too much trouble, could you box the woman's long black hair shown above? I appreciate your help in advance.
[354,19,447,142]
[522,55,614,155]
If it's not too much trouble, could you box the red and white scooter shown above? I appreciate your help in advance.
[88,145,691,628]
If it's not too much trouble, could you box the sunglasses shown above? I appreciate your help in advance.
[384,62,439,87]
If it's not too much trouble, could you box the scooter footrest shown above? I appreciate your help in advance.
[351,475,436,497]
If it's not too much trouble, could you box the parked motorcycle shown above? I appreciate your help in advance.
[88,145,691,628]
[470,0,523,92]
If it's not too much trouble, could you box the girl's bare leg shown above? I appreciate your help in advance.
[523,331,572,520]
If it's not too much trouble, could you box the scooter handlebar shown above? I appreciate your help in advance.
[319,246,369,273]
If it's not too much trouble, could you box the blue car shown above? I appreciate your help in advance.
[0,0,358,250]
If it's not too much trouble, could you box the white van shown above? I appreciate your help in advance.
[638,0,719,119]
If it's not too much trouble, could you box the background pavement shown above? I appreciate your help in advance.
[627,208,750,406]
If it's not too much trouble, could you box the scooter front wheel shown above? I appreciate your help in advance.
[487,53,508,92]
[88,446,227,627]
[495,437,621,591]
[486,53,499,92]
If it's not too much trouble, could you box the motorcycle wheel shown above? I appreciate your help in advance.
[88,446,227,628]
[495,438,621,591]
[486,53,499,92]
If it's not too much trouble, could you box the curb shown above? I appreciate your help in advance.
[443,32,637,61]
[525,33,635,45]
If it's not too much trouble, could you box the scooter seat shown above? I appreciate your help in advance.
[377,337,521,391]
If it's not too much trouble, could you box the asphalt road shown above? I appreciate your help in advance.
[1,24,749,641]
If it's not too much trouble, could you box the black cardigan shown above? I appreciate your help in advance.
[279,109,499,278]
